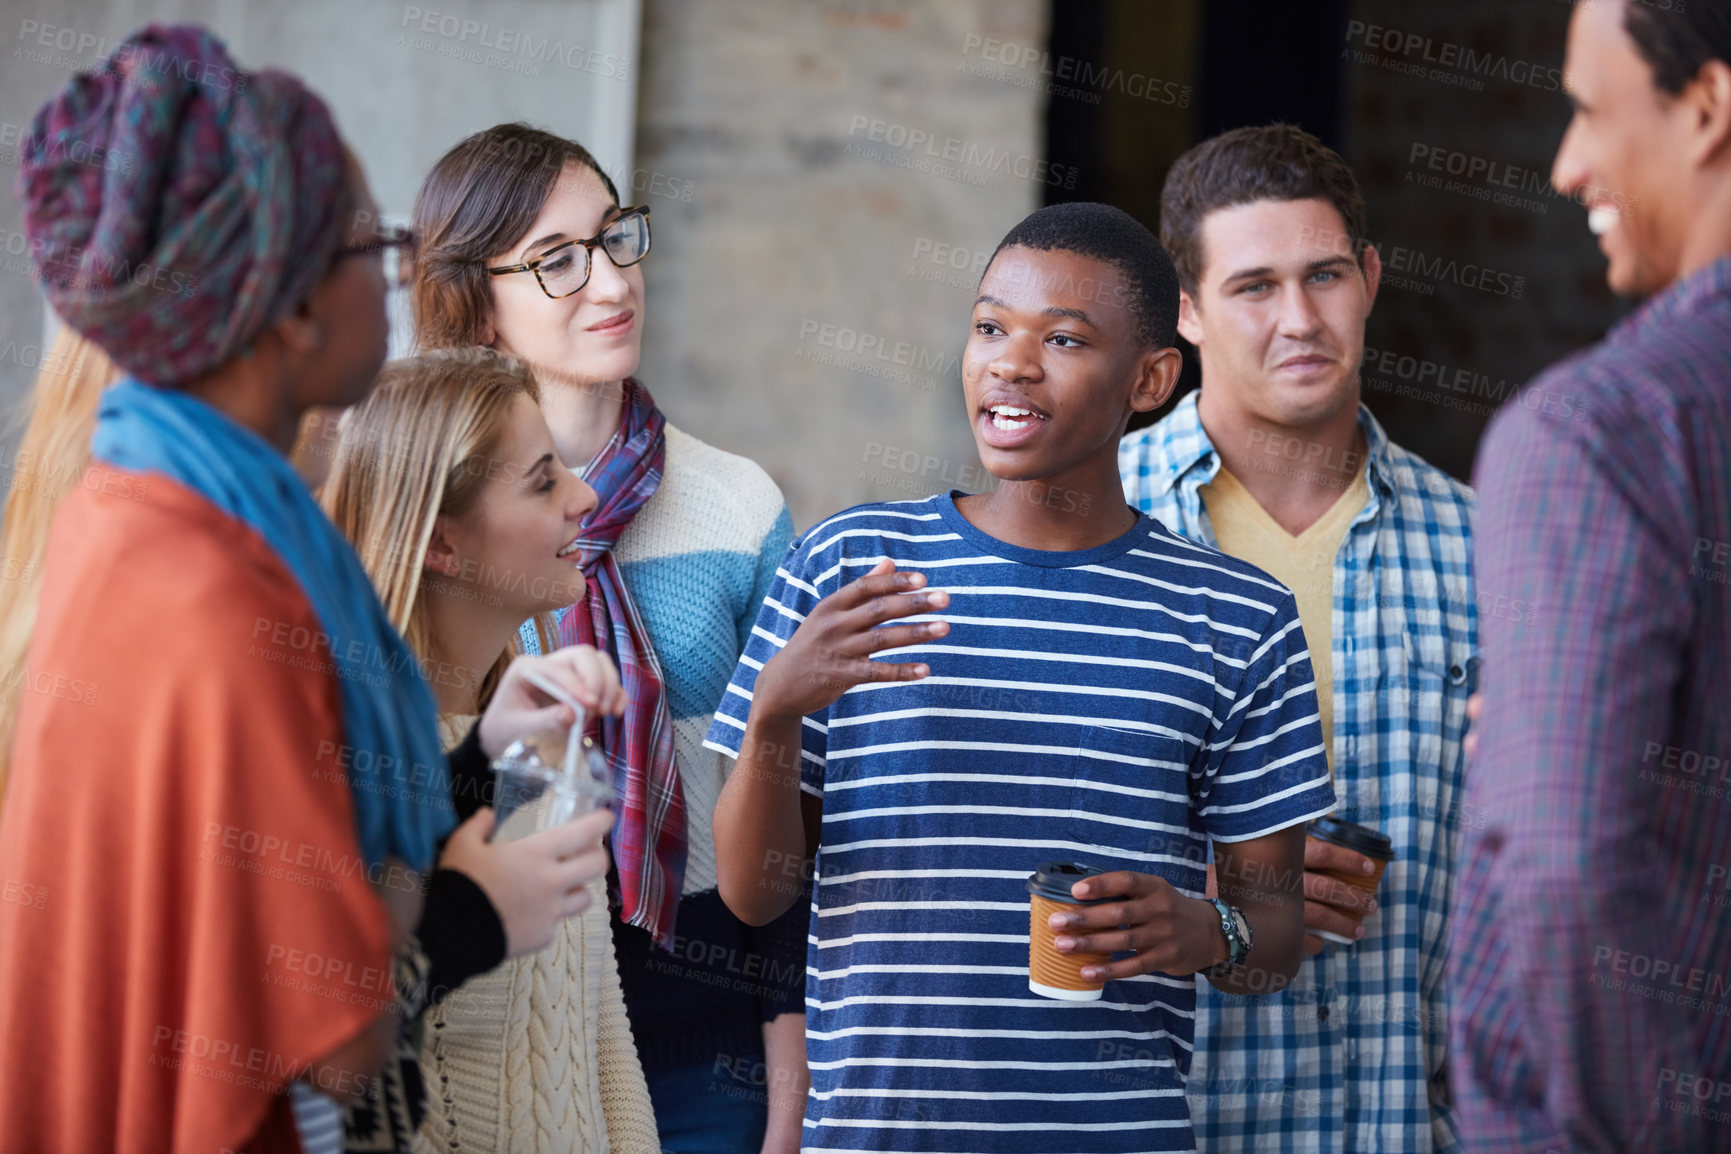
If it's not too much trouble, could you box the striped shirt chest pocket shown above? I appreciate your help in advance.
[1061,723,1205,886]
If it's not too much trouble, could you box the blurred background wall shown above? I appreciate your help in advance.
[0,0,1624,530]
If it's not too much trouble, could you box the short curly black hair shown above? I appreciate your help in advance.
[1159,124,1367,295]
[984,201,1181,350]
[1623,1,1731,95]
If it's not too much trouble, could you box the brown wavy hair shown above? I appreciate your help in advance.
[411,122,620,352]
[1159,123,1368,295]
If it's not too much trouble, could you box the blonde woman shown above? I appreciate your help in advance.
[0,329,120,804]
[323,346,660,1154]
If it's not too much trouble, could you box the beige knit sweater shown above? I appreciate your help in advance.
[416,716,660,1154]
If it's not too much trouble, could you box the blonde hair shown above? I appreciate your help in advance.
[321,347,556,707]
[0,329,123,800]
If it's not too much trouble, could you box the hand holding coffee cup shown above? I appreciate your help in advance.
[1029,862,1230,999]
[1301,817,1393,954]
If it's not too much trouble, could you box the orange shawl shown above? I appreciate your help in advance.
[0,471,394,1152]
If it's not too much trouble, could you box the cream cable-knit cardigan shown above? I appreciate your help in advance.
[415,716,660,1154]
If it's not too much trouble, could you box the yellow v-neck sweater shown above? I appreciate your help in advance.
[1200,463,1370,777]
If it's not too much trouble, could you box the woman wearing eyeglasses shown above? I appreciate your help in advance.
[410,124,809,1154]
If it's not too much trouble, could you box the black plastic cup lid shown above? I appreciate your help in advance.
[1308,816,1394,860]
[1026,861,1112,905]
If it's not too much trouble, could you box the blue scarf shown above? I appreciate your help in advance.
[92,379,454,870]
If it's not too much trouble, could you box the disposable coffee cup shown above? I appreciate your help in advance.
[1305,816,1394,945]
[490,729,615,843]
[1026,861,1113,1001]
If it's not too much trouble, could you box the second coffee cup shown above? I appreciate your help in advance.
[1305,816,1394,945]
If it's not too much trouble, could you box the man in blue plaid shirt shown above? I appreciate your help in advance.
[1119,125,1477,1152]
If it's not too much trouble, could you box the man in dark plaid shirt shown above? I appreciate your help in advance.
[1453,2,1731,1150]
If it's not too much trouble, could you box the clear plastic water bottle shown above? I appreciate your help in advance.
[489,728,616,842]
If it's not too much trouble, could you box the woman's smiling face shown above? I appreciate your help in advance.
[487,162,646,389]
[432,391,598,616]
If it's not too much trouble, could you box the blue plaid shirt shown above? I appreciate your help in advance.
[1120,392,1478,1154]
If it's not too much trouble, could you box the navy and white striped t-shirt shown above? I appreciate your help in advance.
[704,494,1336,1154]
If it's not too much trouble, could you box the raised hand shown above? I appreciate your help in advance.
[752,558,950,721]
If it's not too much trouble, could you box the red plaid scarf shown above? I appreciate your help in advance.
[556,379,686,948]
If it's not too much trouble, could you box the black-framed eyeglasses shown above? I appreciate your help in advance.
[485,206,651,299]
[336,224,417,289]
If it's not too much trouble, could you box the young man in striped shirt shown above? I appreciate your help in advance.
[707,202,1336,1154]
[1118,126,1478,1152]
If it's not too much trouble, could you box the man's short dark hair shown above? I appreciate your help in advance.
[1623,1,1731,95]
[986,202,1181,349]
[1159,124,1368,295]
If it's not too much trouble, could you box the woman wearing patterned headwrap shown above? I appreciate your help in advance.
[0,26,623,1153]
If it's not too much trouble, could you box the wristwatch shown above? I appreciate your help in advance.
[1205,897,1252,976]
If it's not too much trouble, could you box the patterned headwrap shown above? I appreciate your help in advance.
[15,24,350,385]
